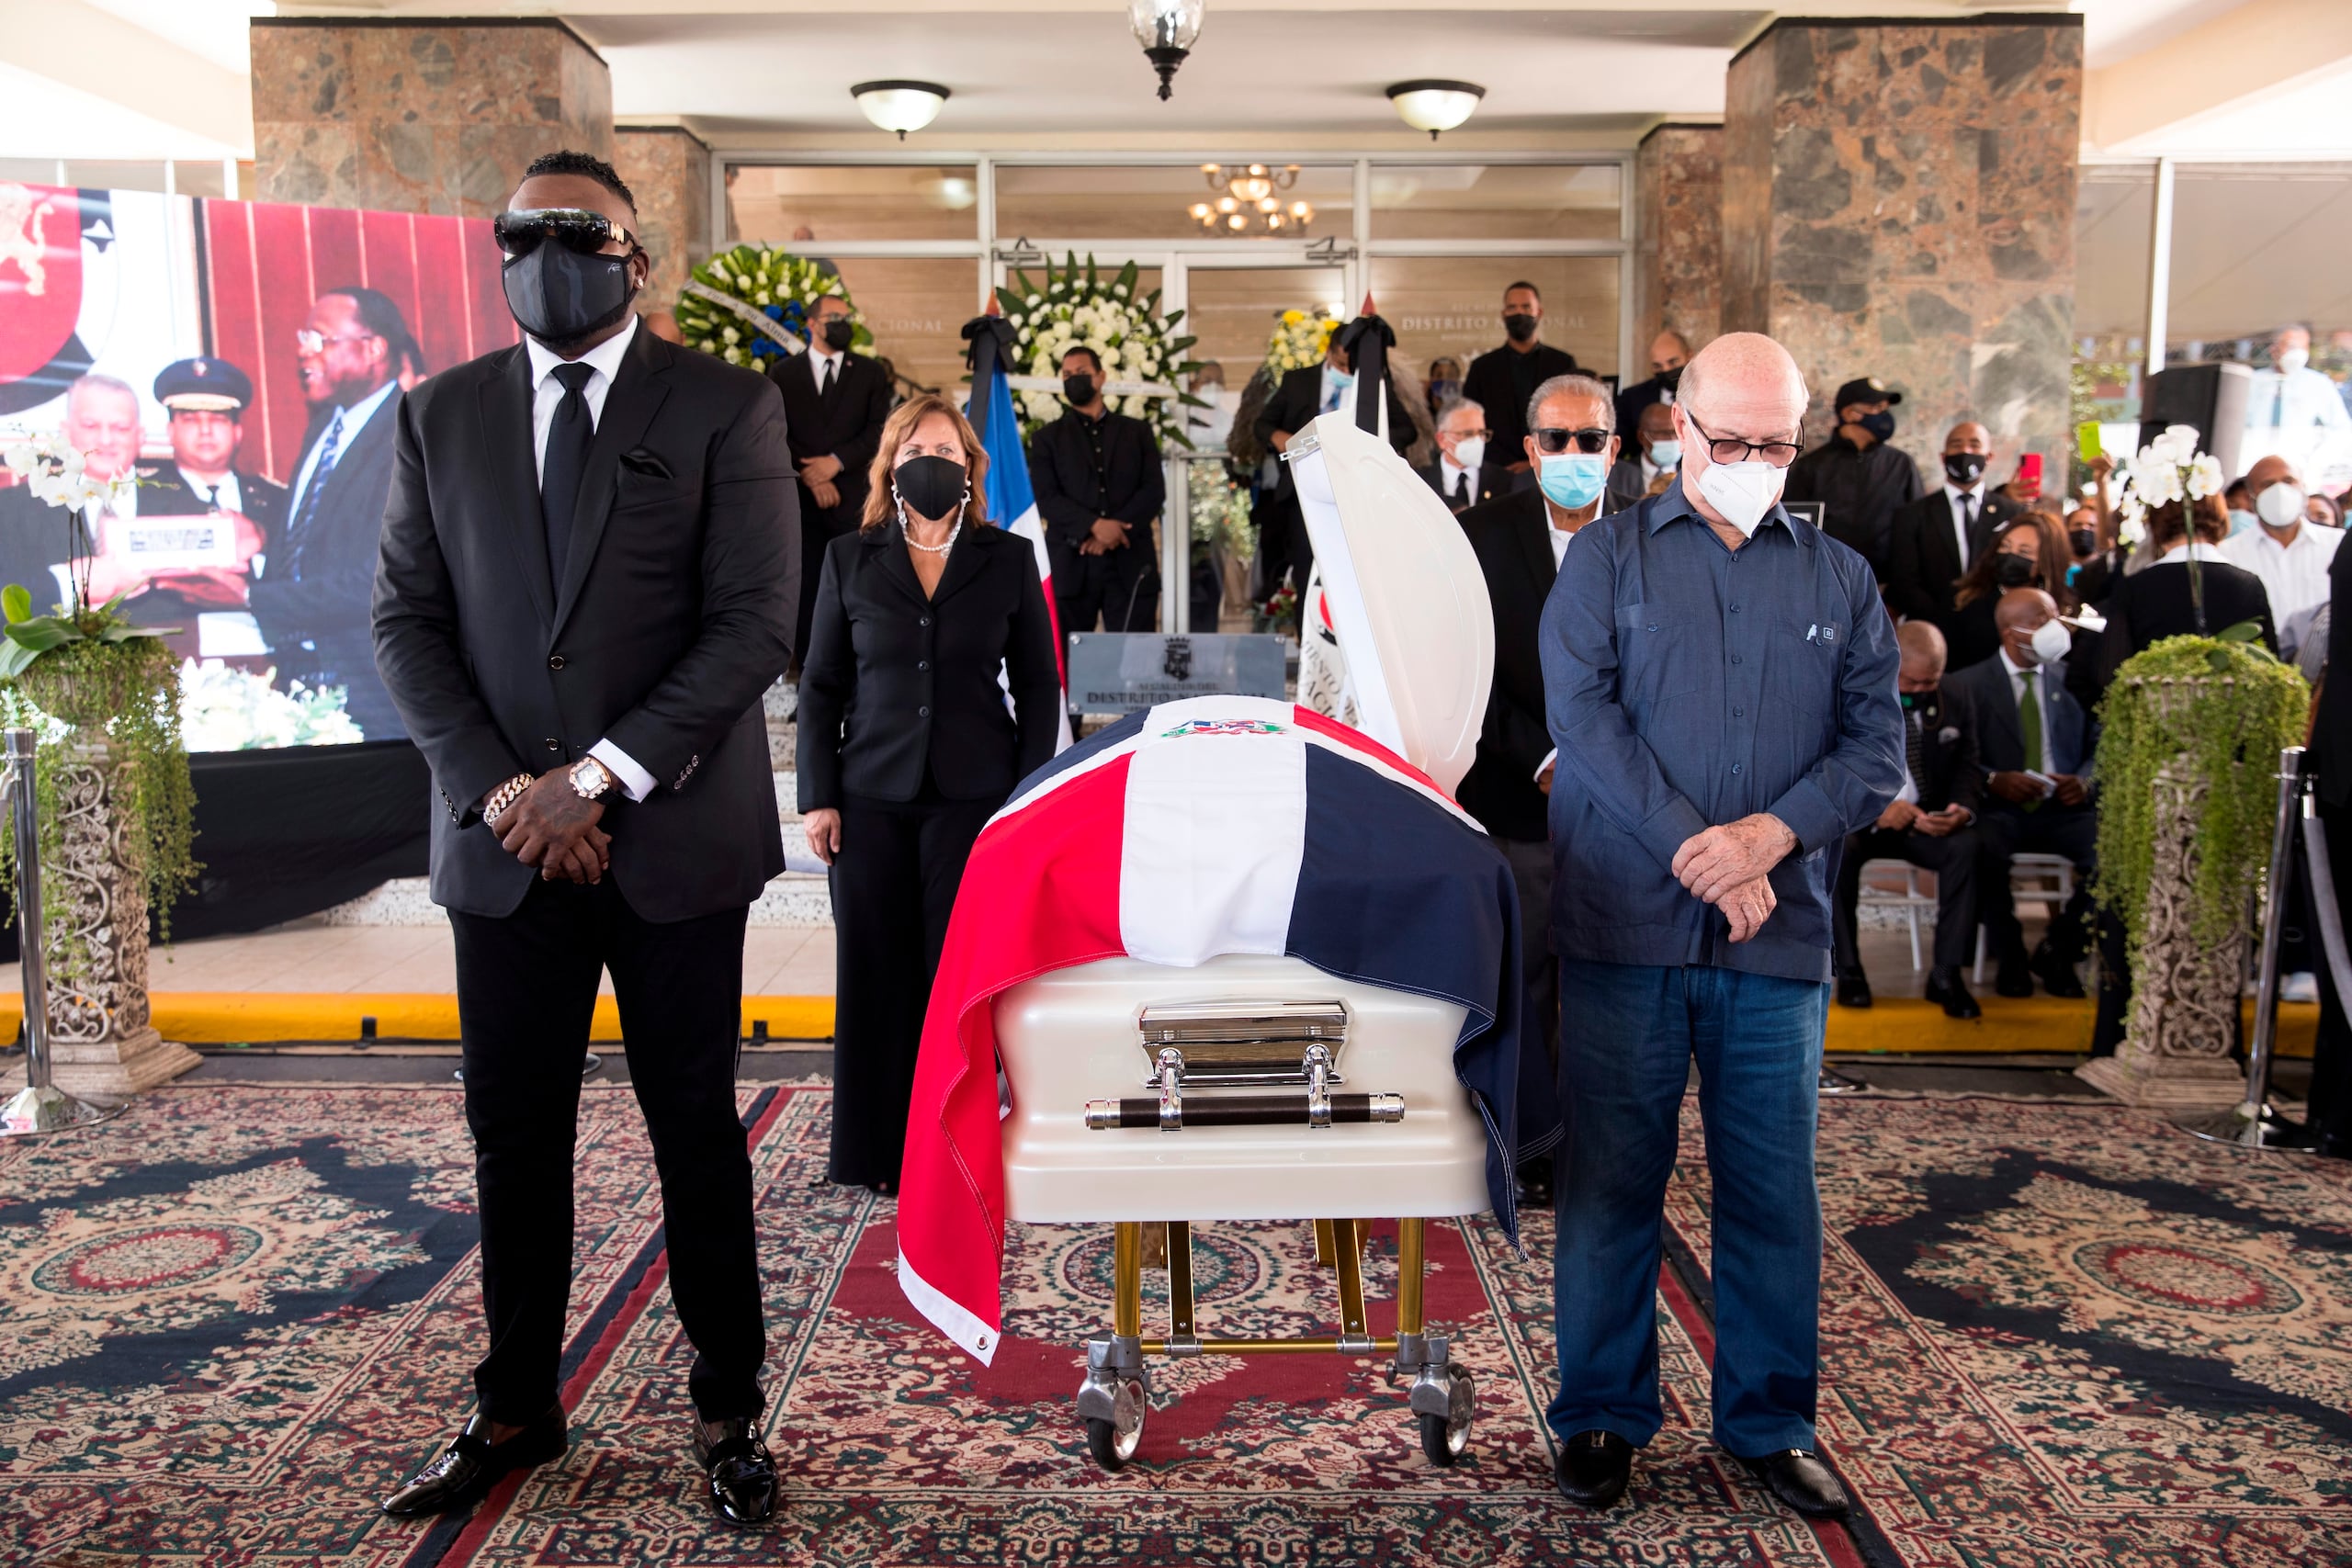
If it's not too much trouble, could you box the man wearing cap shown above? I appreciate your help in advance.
[1783,376,1926,579]
[126,358,287,649]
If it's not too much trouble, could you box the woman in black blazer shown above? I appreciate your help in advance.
[798,392,1064,1190]
[2077,493,2278,705]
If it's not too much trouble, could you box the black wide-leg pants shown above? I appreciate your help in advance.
[827,781,995,1187]
[450,877,764,1426]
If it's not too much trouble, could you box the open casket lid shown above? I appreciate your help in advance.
[1285,411,1496,797]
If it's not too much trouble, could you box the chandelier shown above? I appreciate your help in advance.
[1188,164,1313,236]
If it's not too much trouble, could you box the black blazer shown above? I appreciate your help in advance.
[766,349,891,534]
[797,524,1062,809]
[1417,459,1509,515]
[1894,690,1983,817]
[1944,650,2096,788]
[372,324,799,922]
[1029,408,1165,561]
[1455,485,1558,842]
[1884,487,2018,630]
[1612,374,1669,445]
[2081,556,2279,705]
[2315,540,2349,809]
[1462,342,1577,458]
[146,458,290,540]
[255,389,401,728]
[1252,366,1414,501]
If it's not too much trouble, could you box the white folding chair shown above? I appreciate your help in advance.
[1856,859,1939,972]
[1973,852,2079,983]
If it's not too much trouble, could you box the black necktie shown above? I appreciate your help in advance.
[1905,709,1928,798]
[1960,493,1976,563]
[820,355,836,397]
[541,363,597,587]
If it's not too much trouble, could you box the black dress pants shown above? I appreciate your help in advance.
[1974,803,2098,964]
[450,877,763,1426]
[828,775,997,1186]
[1832,824,1980,972]
[1056,538,1159,637]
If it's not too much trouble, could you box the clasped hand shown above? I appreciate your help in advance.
[1670,813,1796,943]
[1080,517,1130,557]
[493,769,610,885]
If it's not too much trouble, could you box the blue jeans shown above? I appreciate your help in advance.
[1545,959,1828,1458]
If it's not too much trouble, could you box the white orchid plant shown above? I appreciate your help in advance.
[2112,423,2261,652]
[0,431,170,675]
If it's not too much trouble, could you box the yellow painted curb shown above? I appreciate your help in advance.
[0,994,836,1044]
[1827,996,2316,1059]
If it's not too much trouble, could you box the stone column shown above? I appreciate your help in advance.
[1720,17,2082,480]
[250,18,613,217]
[614,125,713,315]
[1634,124,1723,355]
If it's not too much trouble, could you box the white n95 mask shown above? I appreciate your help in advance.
[2029,618,2072,665]
[1451,435,1486,473]
[2256,481,2306,529]
[1697,459,1786,537]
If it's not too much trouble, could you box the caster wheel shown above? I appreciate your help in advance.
[1085,1376,1147,1471]
[1418,1364,1474,1466]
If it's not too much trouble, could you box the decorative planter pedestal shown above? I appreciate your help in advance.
[33,743,198,1095]
[2076,755,2247,1109]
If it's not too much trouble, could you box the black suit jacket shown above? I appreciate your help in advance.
[2315,540,2349,808]
[0,486,72,614]
[1884,487,2018,630]
[1612,374,1669,444]
[797,524,1061,809]
[1029,408,1165,566]
[2080,556,2279,705]
[1944,651,2096,795]
[254,387,402,730]
[766,349,891,536]
[145,459,290,540]
[1892,690,1983,816]
[1462,343,1577,458]
[1417,459,1508,514]
[1455,486,1558,842]
[1252,367,1414,501]
[372,325,799,922]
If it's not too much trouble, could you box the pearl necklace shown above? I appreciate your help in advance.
[899,507,962,555]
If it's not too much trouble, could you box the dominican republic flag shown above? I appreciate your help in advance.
[894,695,1559,1364]
[966,314,1075,751]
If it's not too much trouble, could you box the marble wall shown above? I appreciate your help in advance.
[251,19,613,218]
[614,127,711,314]
[1721,17,2083,492]
[1634,124,1723,357]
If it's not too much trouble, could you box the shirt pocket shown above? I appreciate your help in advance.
[1613,601,1706,713]
[1760,611,1843,757]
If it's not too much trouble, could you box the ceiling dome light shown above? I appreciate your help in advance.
[1131,0,1205,101]
[1385,79,1485,141]
[851,80,950,140]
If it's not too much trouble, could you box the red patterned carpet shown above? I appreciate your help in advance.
[0,1084,2344,1566]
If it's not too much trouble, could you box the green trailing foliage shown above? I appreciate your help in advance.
[2093,626,2308,960]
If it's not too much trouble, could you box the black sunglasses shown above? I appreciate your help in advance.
[1532,426,1611,456]
[492,208,639,258]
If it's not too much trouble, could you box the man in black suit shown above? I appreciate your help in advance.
[1253,333,1414,588]
[1831,621,1983,1017]
[1943,588,2098,999]
[1884,421,2018,637]
[1462,281,1578,477]
[1417,395,1506,514]
[372,150,797,1529]
[120,357,288,658]
[1030,344,1165,635]
[0,372,144,613]
[1611,329,1690,441]
[254,286,416,739]
[2080,507,2279,705]
[766,292,891,663]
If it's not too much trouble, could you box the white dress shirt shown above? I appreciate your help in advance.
[803,343,845,397]
[1532,523,1582,780]
[2246,367,2352,432]
[1941,481,1984,569]
[183,470,243,513]
[1439,454,1476,504]
[2219,520,2341,639]
[289,377,399,518]
[523,316,657,804]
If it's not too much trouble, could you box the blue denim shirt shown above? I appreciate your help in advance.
[1540,479,1905,983]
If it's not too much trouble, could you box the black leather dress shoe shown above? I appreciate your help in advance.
[1740,1449,1849,1518]
[1993,954,2034,998]
[1515,1156,1555,1212]
[381,1408,566,1517]
[2031,942,2086,998]
[1924,966,1981,1020]
[692,1415,779,1529]
[1835,968,1872,1009]
[1554,1428,1633,1510]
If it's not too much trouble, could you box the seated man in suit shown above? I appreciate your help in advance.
[767,292,892,665]
[1603,400,1679,515]
[1611,328,1690,440]
[1944,587,2098,998]
[1417,395,1505,514]
[1884,421,2018,636]
[1252,332,1414,588]
[1831,622,1982,1017]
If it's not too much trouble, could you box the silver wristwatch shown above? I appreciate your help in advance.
[570,755,615,801]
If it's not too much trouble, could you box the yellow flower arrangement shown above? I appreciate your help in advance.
[1265,308,1340,378]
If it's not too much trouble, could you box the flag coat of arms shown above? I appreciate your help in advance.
[894,694,1560,1363]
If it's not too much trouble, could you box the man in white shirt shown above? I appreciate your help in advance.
[2220,454,2342,658]
[2245,325,2352,436]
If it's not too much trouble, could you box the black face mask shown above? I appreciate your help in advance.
[1502,312,1539,344]
[1657,364,1684,392]
[1856,410,1897,443]
[1063,373,1098,406]
[820,317,855,352]
[1995,552,2039,589]
[501,244,636,348]
[2068,527,2098,558]
[1943,451,1987,487]
[894,454,967,523]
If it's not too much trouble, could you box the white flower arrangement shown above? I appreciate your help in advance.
[1186,461,1254,558]
[177,659,364,750]
[995,254,1201,447]
[2,432,130,518]
[2113,423,2225,547]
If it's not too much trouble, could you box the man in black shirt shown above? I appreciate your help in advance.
[1783,375,1925,579]
[1461,281,1578,477]
[1030,345,1166,635]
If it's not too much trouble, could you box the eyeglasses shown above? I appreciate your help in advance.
[1446,427,1494,442]
[294,330,379,355]
[1532,426,1611,456]
[492,207,639,259]
[1684,412,1803,468]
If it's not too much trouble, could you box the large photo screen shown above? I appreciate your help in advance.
[0,180,516,749]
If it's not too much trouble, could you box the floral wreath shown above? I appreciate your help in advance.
[675,244,871,375]
[998,254,1200,447]
[1264,307,1340,378]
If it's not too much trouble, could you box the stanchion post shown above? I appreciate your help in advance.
[0,728,115,1136]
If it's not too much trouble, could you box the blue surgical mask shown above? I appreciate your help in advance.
[1326,366,1354,389]
[1537,451,1610,511]
[1646,439,1680,468]
[2227,506,2258,536]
